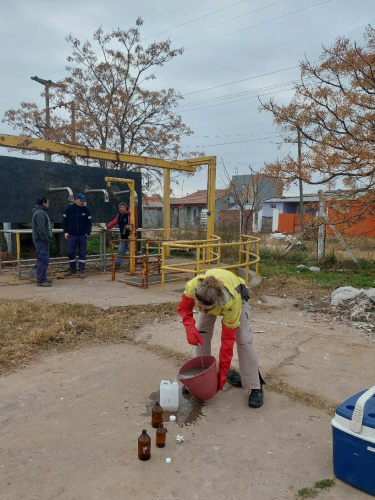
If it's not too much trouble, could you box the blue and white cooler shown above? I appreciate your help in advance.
[332,385,375,496]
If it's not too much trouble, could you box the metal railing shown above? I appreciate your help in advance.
[161,234,260,290]
[0,228,112,280]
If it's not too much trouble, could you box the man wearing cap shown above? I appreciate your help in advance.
[63,193,92,278]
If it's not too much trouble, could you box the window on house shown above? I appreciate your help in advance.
[229,197,234,204]
[271,204,277,209]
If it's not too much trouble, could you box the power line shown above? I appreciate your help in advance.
[180,86,296,112]
[182,64,301,96]
[171,0,286,42]
[180,134,281,148]
[185,0,331,50]
[179,78,311,108]
[142,0,249,40]
[184,131,277,139]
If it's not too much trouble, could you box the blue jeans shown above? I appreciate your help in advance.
[34,240,50,284]
[68,235,87,270]
[115,240,129,266]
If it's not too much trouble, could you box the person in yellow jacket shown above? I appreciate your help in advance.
[178,268,264,408]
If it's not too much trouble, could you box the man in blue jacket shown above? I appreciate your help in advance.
[32,197,53,287]
[63,193,92,278]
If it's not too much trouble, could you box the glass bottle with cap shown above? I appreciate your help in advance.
[138,429,151,461]
[156,423,167,448]
[151,401,163,428]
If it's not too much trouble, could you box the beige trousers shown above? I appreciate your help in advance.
[193,300,260,390]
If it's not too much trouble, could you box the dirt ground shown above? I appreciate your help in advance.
[0,270,374,499]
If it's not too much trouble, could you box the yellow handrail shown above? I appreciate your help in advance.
[161,234,260,290]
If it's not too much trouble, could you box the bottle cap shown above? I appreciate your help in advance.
[166,458,171,464]
[169,415,176,422]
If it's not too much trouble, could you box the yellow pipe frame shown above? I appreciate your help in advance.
[105,177,136,275]
[0,134,197,172]
[161,235,260,290]
[0,134,218,245]
[163,169,171,257]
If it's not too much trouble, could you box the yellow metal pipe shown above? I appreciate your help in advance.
[206,160,217,241]
[161,243,166,290]
[163,169,171,257]
[0,134,197,172]
[245,242,250,286]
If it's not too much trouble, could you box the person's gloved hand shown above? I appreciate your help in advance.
[217,324,237,392]
[186,326,203,346]
[178,293,204,347]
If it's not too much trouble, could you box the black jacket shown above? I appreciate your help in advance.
[32,205,52,242]
[63,203,92,235]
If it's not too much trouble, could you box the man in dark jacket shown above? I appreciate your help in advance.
[32,197,53,287]
[105,202,130,269]
[63,193,92,278]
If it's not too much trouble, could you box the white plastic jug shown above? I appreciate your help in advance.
[160,380,179,412]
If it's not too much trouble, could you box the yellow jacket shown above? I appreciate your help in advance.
[183,269,249,329]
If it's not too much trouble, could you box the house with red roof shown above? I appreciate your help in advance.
[170,189,233,228]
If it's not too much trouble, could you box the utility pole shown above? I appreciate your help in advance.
[31,76,55,162]
[297,128,304,231]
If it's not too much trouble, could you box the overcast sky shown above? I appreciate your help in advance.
[1,0,373,198]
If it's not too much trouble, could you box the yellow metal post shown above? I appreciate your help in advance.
[161,242,166,290]
[206,159,216,240]
[163,169,171,257]
[105,177,136,275]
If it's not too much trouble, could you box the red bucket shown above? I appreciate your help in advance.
[178,355,217,401]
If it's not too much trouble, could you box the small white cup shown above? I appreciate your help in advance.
[169,415,176,422]
[166,458,171,464]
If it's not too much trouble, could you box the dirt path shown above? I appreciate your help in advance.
[0,275,374,499]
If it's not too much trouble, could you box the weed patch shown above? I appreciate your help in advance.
[0,301,178,375]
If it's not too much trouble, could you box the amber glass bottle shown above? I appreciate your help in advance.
[151,401,163,428]
[156,423,167,448]
[138,429,151,461]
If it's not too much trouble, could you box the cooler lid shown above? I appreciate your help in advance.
[336,389,375,429]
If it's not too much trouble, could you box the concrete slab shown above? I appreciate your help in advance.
[1,342,371,500]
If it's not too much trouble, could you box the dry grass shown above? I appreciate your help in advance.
[0,301,178,375]
[266,375,338,416]
[0,297,341,415]
[260,233,375,261]
[250,275,328,304]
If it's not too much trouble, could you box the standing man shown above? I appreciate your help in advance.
[105,202,130,270]
[32,197,53,287]
[63,193,92,278]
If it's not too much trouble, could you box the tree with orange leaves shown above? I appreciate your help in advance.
[260,26,375,221]
[2,18,202,190]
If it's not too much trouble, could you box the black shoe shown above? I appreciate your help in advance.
[248,388,263,408]
[79,271,85,279]
[182,385,190,395]
[37,281,52,287]
[66,269,77,276]
[227,368,242,387]
[45,279,53,283]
